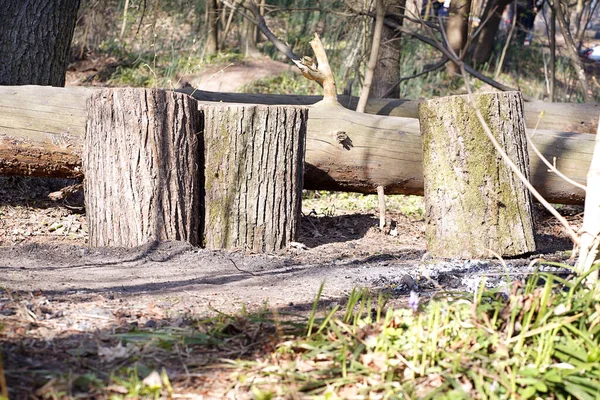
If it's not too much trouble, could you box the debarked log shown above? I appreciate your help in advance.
[178,87,600,134]
[0,85,593,205]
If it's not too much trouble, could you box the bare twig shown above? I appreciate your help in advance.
[494,0,517,79]
[219,0,338,99]
[527,116,587,192]
[220,0,301,65]
[221,0,239,43]
[381,58,448,98]
[229,258,256,276]
[381,15,535,101]
[553,0,593,102]
[119,0,130,40]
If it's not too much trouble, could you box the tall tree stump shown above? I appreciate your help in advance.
[418,92,536,258]
[201,104,307,252]
[84,89,201,247]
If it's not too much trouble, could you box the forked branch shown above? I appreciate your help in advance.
[219,0,338,100]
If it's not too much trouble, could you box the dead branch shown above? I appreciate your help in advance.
[381,58,448,98]
[376,12,535,101]
[219,0,337,99]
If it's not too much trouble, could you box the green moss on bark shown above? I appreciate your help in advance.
[419,92,535,258]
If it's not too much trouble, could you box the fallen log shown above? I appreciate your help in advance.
[0,85,90,177]
[177,87,600,134]
[0,85,593,205]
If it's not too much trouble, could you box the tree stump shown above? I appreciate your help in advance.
[84,88,201,247]
[201,104,307,252]
[418,92,536,259]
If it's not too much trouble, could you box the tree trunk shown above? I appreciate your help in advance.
[201,104,307,252]
[205,0,219,57]
[0,0,80,86]
[84,89,202,248]
[553,0,593,102]
[357,0,385,112]
[0,86,594,206]
[446,0,472,74]
[471,0,512,64]
[372,5,405,98]
[419,92,536,258]
[241,15,261,58]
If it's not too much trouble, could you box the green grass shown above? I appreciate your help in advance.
[227,265,600,399]
[241,71,321,95]
[303,191,424,219]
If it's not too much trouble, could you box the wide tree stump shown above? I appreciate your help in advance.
[419,92,536,258]
[84,88,201,247]
[200,104,307,252]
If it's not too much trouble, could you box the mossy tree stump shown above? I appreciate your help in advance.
[201,104,307,252]
[418,92,536,258]
[84,88,201,247]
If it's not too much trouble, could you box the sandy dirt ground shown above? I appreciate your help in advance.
[0,176,578,316]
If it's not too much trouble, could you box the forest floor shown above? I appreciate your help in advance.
[0,176,581,398]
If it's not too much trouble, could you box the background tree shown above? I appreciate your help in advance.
[553,0,593,102]
[372,0,405,98]
[241,14,261,57]
[0,0,81,86]
[446,0,472,74]
[471,0,512,64]
[205,0,220,57]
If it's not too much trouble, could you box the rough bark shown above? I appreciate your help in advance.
[419,92,536,258]
[471,0,512,65]
[446,0,472,74]
[84,89,201,248]
[0,0,80,86]
[201,104,307,252]
[0,86,594,205]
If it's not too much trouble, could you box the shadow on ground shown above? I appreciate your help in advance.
[0,288,375,399]
[299,214,379,247]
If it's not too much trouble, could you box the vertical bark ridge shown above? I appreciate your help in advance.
[84,89,201,247]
